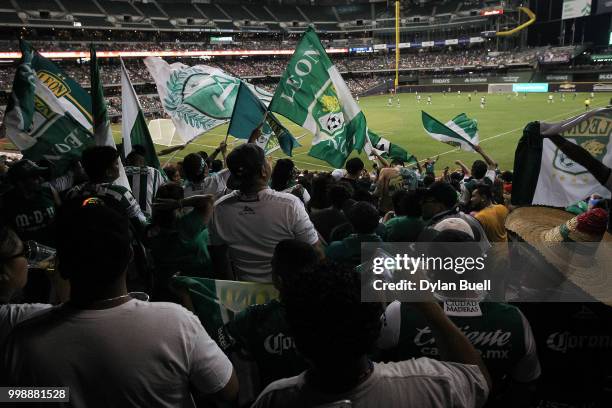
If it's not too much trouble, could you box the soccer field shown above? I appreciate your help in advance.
[113,92,611,174]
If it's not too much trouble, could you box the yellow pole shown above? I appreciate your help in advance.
[395,1,400,92]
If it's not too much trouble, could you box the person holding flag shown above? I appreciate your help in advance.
[269,27,368,168]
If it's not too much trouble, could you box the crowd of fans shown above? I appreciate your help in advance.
[0,119,610,406]
[0,46,547,92]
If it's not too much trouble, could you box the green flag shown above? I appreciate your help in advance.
[1,42,94,176]
[227,81,299,156]
[365,129,416,164]
[172,276,278,344]
[422,111,479,152]
[270,28,366,168]
[120,58,162,171]
[90,45,130,188]
[25,40,92,131]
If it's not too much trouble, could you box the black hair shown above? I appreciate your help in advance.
[391,190,409,215]
[270,159,295,191]
[426,181,458,209]
[55,197,132,284]
[422,174,435,188]
[183,153,207,183]
[471,160,488,180]
[126,150,145,166]
[308,173,334,210]
[211,159,223,173]
[152,182,185,228]
[163,165,179,181]
[399,190,423,217]
[390,158,405,166]
[345,157,364,176]
[81,146,119,182]
[272,239,319,296]
[346,201,379,234]
[474,183,494,202]
[501,170,513,183]
[327,182,354,210]
[284,261,383,365]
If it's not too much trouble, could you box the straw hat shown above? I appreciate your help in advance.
[505,206,612,306]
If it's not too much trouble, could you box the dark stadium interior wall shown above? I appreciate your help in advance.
[528,0,612,47]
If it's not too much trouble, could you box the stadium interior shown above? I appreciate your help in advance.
[0,0,609,120]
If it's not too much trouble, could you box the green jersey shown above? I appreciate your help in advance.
[217,300,306,388]
[0,186,58,245]
[380,301,540,401]
[146,209,212,279]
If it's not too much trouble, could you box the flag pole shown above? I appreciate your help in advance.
[394,1,400,94]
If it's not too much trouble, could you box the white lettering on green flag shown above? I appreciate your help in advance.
[144,57,272,143]
[1,43,94,176]
[270,28,366,168]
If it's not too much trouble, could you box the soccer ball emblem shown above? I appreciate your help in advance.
[326,114,344,132]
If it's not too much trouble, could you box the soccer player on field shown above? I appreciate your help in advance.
[480,96,486,109]
[427,95,432,105]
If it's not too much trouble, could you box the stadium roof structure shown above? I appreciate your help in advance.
[2,0,497,34]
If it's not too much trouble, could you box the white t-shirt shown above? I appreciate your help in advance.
[2,300,233,408]
[209,188,319,282]
[252,359,489,408]
[184,169,231,199]
[0,303,51,346]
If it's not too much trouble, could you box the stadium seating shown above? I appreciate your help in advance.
[198,4,229,21]
[19,0,62,12]
[75,16,113,28]
[219,5,253,21]
[0,12,21,24]
[243,5,275,21]
[59,0,102,15]
[133,3,166,19]
[268,6,303,22]
[335,5,371,21]
[97,0,140,16]
[157,2,199,19]
[298,6,338,22]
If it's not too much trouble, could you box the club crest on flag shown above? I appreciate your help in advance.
[36,71,71,99]
[553,113,611,175]
[315,85,346,136]
[163,66,243,128]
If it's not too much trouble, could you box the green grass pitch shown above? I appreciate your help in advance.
[114,92,610,174]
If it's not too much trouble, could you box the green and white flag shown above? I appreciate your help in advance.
[25,40,93,132]
[1,43,93,176]
[144,56,273,143]
[120,58,162,172]
[512,108,612,207]
[172,276,278,344]
[365,129,416,164]
[227,81,299,156]
[270,28,367,168]
[90,45,130,189]
[422,112,479,152]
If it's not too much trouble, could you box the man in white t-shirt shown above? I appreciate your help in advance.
[183,143,230,200]
[252,261,490,408]
[2,199,237,407]
[209,143,322,282]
